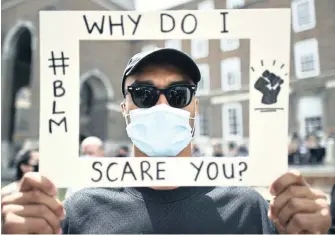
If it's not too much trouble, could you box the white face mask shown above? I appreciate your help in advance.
[124,104,196,157]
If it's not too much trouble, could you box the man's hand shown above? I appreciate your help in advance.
[1,172,65,234]
[268,171,331,234]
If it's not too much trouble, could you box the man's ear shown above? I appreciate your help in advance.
[120,101,126,116]
[195,98,199,113]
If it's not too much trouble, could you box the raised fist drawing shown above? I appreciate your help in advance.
[254,70,284,105]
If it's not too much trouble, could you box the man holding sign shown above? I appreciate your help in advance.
[1,48,331,234]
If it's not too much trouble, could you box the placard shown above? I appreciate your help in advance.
[39,9,291,187]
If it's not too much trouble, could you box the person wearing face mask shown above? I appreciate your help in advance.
[1,48,332,234]
[1,149,39,198]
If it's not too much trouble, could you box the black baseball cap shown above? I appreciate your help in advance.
[121,48,201,97]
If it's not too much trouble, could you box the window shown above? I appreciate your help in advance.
[196,63,210,94]
[191,39,209,59]
[221,57,241,91]
[294,38,320,79]
[292,0,316,32]
[305,117,322,135]
[165,39,182,51]
[141,44,157,52]
[298,96,323,137]
[195,111,209,136]
[226,0,245,9]
[222,103,243,141]
[220,39,240,52]
[198,0,215,10]
[301,54,315,72]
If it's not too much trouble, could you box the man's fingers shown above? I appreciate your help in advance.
[2,204,62,234]
[20,172,57,197]
[277,198,321,226]
[2,190,64,217]
[269,185,325,218]
[270,171,307,196]
[285,209,332,234]
[3,213,54,234]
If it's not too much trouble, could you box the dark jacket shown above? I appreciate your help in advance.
[330,184,335,234]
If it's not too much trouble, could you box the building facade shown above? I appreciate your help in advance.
[1,0,136,170]
[2,0,335,170]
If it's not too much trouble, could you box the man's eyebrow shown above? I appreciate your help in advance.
[168,80,192,86]
[133,80,155,86]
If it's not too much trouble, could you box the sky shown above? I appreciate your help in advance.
[135,0,193,10]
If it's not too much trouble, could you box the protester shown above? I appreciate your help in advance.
[64,136,105,199]
[192,143,202,157]
[237,145,249,156]
[213,143,224,157]
[80,136,104,157]
[1,149,39,198]
[115,145,129,157]
[226,142,238,157]
[1,48,331,234]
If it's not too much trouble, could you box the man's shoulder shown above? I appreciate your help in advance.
[208,187,271,219]
[209,186,269,204]
[64,187,125,203]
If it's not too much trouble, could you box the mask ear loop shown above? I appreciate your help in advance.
[190,101,197,138]
[121,101,131,125]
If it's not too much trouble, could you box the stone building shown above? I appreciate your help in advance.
[1,0,136,175]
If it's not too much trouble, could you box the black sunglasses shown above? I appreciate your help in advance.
[125,83,197,108]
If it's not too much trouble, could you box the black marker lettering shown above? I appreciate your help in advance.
[222,163,235,179]
[83,15,105,34]
[140,161,153,180]
[220,12,229,33]
[190,161,204,181]
[156,162,166,180]
[128,15,142,35]
[48,117,67,134]
[207,162,218,180]
[160,13,175,33]
[181,14,197,34]
[106,162,118,182]
[109,15,125,35]
[121,162,137,181]
[52,101,65,114]
[91,161,102,182]
[53,80,65,97]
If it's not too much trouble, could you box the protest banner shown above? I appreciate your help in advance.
[39,9,291,187]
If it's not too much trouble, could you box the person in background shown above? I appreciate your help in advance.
[237,145,249,156]
[1,149,39,197]
[65,137,105,199]
[213,144,224,157]
[288,133,301,164]
[226,142,238,157]
[116,145,129,157]
[191,143,201,157]
[80,136,104,157]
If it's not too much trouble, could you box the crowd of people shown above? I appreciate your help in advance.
[288,133,328,165]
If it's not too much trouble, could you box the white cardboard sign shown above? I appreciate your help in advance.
[39,9,291,188]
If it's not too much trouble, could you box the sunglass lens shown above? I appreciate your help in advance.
[132,86,158,108]
[166,86,192,108]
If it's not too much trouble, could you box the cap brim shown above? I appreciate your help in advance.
[125,48,201,85]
